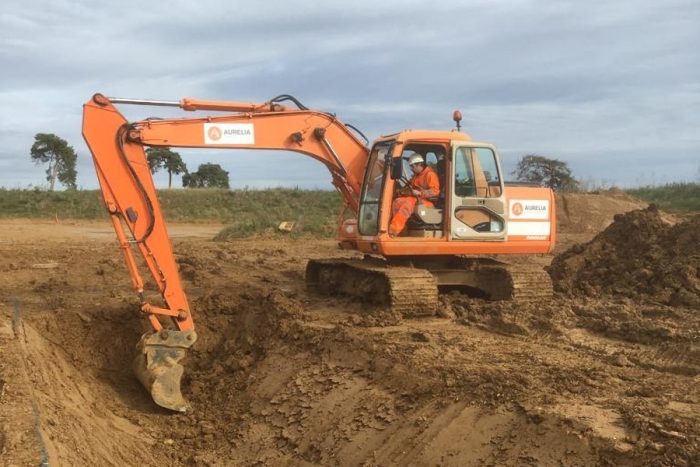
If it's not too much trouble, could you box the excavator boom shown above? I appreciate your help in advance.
[82,93,369,410]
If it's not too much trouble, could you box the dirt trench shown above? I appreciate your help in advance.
[0,194,698,466]
[0,273,622,467]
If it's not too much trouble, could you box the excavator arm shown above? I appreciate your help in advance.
[125,103,367,212]
[82,93,369,411]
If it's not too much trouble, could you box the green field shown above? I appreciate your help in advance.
[0,188,343,238]
[1,183,696,238]
[626,183,700,212]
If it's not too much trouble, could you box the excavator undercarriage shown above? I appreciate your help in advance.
[306,256,554,316]
[306,260,439,316]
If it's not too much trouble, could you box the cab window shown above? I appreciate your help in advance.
[358,143,391,235]
[454,147,502,198]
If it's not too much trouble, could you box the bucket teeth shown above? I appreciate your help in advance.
[133,329,197,412]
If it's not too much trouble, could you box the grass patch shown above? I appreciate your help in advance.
[0,188,342,237]
[210,189,341,239]
[0,188,105,219]
[626,183,700,212]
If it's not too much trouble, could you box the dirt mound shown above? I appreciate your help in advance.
[549,206,700,306]
[555,189,647,235]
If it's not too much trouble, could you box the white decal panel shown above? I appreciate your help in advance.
[509,199,549,220]
[204,123,255,144]
[508,221,551,236]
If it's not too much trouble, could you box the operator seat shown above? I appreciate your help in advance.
[413,203,443,225]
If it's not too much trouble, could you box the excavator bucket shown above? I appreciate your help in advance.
[132,329,197,412]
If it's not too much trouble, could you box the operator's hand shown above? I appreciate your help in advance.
[411,189,421,197]
[396,186,411,197]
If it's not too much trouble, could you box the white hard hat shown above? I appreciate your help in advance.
[408,154,424,166]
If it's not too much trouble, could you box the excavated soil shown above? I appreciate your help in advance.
[1,193,698,466]
[550,206,700,307]
[553,188,648,252]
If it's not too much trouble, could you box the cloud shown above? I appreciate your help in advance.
[0,0,698,190]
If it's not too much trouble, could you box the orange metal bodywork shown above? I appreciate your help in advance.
[129,109,368,212]
[82,94,556,335]
[83,100,194,331]
[360,184,556,257]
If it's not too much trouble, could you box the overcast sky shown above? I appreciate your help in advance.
[1,0,698,190]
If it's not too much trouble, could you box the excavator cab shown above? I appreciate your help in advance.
[351,133,554,254]
[355,132,512,246]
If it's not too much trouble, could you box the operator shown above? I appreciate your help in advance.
[389,153,440,236]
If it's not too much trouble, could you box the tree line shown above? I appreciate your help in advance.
[31,133,580,191]
[145,147,229,189]
[30,134,230,190]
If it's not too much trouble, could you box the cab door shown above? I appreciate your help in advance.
[449,143,507,240]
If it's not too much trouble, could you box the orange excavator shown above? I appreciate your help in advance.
[82,93,556,412]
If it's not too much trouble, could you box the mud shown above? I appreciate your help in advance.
[0,193,698,466]
[550,206,700,306]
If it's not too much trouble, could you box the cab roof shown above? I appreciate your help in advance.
[376,129,472,144]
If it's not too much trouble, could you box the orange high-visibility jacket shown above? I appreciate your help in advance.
[410,166,440,200]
